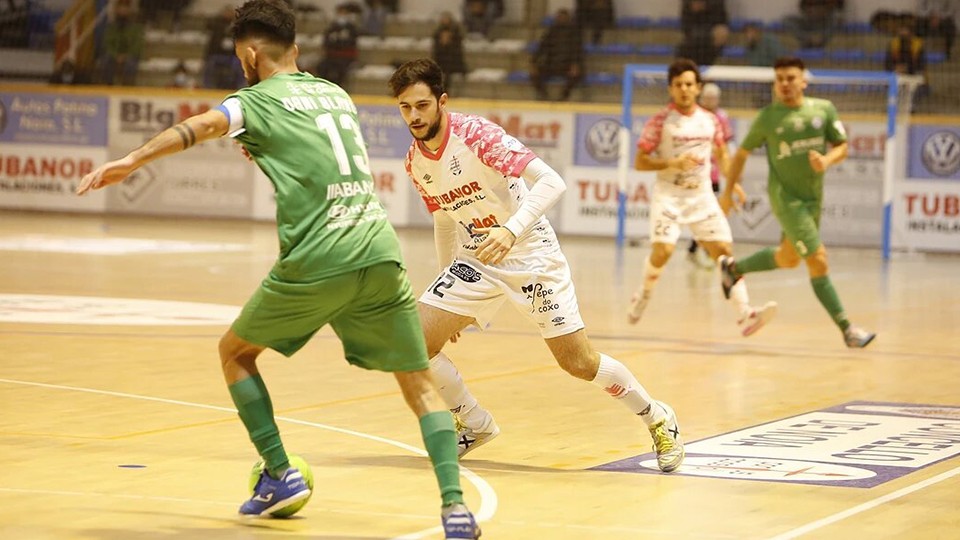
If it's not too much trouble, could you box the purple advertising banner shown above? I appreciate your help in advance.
[357,104,415,159]
[593,401,960,488]
[908,125,960,180]
[0,92,108,147]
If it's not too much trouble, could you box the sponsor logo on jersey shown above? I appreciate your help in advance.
[593,401,960,488]
[551,316,565,326]
[791,117,806,131]
[459,213,499,240]
[449,262,482,282]
[500,134,525,152]
[921,131,960,176]
[585,118,621,163]
[326,180,376,200]
[429,181,484,208]
[522,282,560,313]
[776,136,826,160]
[811,116,823,129]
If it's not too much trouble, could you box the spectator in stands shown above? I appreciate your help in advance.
[886,21,929,83]
[99,0,143,86]
[576,0,615,45]
[361,0,388,37]
[530,8,584,101]
[785,0,844,49]
[171,61,196,89]
[50,59,90,85]
[140,0,191,32]
[463,0,504,39]
[204,6,243,89]
[916,0,957,59]
[316,3,360,89]
[744,21,784,66]
[432,12,467,95]
[0,0,29,47]
[677,0,729,66]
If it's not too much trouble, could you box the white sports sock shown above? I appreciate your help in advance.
[643,256,664,294]
[429,352,489,429]
[591,353,665,426]
[728,279,752,319]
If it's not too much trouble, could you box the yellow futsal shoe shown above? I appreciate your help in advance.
[648,401,685,473]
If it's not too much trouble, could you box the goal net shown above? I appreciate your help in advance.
[615,64,921,260]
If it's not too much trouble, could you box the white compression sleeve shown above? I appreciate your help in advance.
[503,157,567,238]
[433,210,459,270]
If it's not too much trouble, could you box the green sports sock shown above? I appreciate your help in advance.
[811,276,851,331]
[733,247,778,277]
[228,374,289,478]
[419,411,464,507]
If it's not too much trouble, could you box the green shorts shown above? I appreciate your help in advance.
[232,261,429,372]
[771,196,822,258]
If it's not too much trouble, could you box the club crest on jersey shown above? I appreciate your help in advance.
[449,155,462,176]
[811,116,823,129]
[449,262,482,282]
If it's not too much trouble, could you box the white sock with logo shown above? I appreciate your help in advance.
[590,353,665,426]
[429,352,489,429]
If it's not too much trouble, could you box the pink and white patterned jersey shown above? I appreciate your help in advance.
[637,103,725,195]
[405,112,559,256]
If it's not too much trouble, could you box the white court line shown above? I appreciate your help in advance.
[768,465,960,540]
[0,377,498,540]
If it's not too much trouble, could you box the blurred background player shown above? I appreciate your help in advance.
[720,56,876,349]
[389,58,685,473]
[687,81,735,269]
[627,59,776,337]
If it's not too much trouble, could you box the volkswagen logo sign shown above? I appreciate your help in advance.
[585,118,622,162]
[921,131,960,177]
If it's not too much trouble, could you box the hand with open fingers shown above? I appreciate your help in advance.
[808,150,827,173]
[473,226,516,265]
[76,156,137,195]
[671,153,702,173]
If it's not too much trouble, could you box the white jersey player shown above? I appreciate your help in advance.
[389,58,684,472]
[628,59,777,336]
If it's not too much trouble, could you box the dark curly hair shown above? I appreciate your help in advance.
[388,58,446,100]
[231,0,296,48]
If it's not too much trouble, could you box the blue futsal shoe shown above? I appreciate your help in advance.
[442,503,481,539]
[239,467,311,517]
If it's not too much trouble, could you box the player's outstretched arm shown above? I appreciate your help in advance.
[720,148,750,214]
[77,109,229,195]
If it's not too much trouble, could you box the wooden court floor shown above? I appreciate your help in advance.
[1,210,958,540]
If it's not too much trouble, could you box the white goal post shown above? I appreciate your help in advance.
[616,64,921,260]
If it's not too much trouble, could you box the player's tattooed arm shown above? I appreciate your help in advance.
[77,109,230,195]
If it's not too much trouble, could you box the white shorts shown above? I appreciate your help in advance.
[649,189,732,245]
[419,249,585,339]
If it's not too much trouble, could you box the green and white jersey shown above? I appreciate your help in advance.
[220,72,401,282]
[740,97,847,203]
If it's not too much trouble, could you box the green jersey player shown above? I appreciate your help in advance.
[719,56,875,348]
[76,1,479,536]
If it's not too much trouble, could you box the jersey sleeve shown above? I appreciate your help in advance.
[740,110,768,151]
[405,146,439,213]
[637,110,666,154]
[459,114,537,177]
[217,97,245,137]
[823,101,848,145]
[718,110,735,143]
